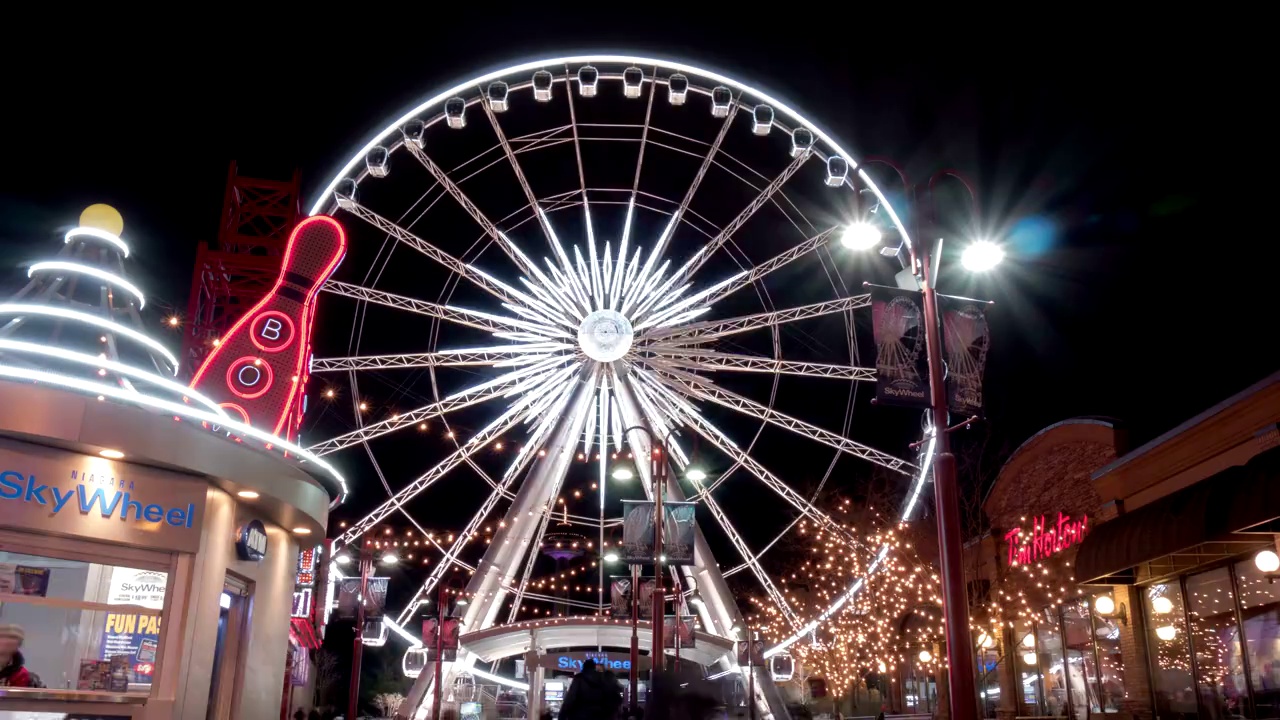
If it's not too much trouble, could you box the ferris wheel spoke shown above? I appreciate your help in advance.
[650,349,876,382]
[308,356,569,456]
[700,227,838,307]
[643,294,872,345]
[666,371,914,475]
[671,93,741,234]
[309,343,572,373]
[631,67,658,193]
[676,150,812,287]
[322,280,569,339]
[401,142,543,280]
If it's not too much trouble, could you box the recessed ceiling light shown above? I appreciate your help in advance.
[292,527,311,535]
[99,449,125,459]
[236,490,260,499]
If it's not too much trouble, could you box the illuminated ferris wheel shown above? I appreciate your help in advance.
[303,55,934,715]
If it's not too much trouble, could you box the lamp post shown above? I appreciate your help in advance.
[430,578,468,720]
[845,167,1001,720]
[336,542,399,720]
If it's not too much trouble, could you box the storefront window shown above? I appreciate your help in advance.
[1186,567,1250,719]
[976,629,1002,718]
[1063,600,1102,718]
[1016,620,1046,716]
[1145,583,1197,719]
[0,549,167,694]
[1038,607,1070,717]
[1091,604,1127,712]
[1234,558,1280,720]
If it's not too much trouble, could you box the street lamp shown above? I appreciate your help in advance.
[842,167,999,720]
[684,466,708,483]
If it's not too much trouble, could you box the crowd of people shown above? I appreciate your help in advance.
[552,659,723,720]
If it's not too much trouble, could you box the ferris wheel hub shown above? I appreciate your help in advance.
[577,309,634,362]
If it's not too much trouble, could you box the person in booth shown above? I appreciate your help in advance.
[0,625,32,687]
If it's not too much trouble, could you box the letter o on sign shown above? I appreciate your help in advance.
[227,357,274,399]
[250,311,295,353]
[236,519,269,562]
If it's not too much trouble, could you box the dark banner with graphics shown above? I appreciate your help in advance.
[663,616,697,649]
[663,502,696,566]
[940,294,991,417]
[337,577,390,619]
[621,500,655,564]
[610,576,632,619]
[637,578,657,621]
[869,284,929,408]
[736,638,767,667]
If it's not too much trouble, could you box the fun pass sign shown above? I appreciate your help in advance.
[0,440,207,553]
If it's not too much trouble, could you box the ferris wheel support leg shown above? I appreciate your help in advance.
[611,382,791,720]
[404,374,598,719]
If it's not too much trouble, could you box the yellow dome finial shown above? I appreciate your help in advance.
[80,204,124,236]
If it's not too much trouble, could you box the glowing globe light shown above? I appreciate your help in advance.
[918,649,932,663]
[1256,549,1280,573]
[1151,596,1173,615]
[1093,595,1116,616]
[1021,633,1035,648]
[960,239,1004,272]
[80,203,124,236]
[839,223,881,251]
[1155,625,1177,641]
[1022,652,1037,666]
[577,309,634,362]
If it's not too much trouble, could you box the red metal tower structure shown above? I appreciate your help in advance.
[181,163,302,379]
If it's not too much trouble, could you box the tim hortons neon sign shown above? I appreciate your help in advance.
[1004,512,1088,566]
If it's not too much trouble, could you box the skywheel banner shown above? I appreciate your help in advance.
[869,284,930,409]
[940,294,992,417]
[621,500,696,565]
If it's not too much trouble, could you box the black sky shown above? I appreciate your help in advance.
[1,15,1272,550]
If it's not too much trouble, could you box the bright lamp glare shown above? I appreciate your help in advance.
[604,552,619,562]
[335,554,352,565]
[611,466,634,481]
[1094,595,1116,616]
[1155,625,1177,641]
[839,223,881,251]
[381,552,399,565]
[1256,549,1280,573]
[961,240,1005,272]
[685,467,707,482]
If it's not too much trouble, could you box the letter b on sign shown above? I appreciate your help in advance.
[250,311,294,353]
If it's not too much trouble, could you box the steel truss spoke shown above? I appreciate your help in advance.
[644,294,871,344]
[664,371,914,475]
[340,200,524,304]
[322,280,568,339]
[702,227,837,307]
[308,356,567,455]
[651,349,876,382]
[309,344,570,373]
[479,86,555,243]
[401,143,541,279]
[672,150,812,289]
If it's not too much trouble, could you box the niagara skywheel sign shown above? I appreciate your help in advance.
[304,56,934,719]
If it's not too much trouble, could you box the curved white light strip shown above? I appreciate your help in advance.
[0,363,348,503]
[305,54,914,251]
[28,261,147,309]
[0,303,178,374]
[0,338,227,418]
[64,227,130,257]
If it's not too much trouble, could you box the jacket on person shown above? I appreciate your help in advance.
[0,651,32,687]
[559,660,623,720]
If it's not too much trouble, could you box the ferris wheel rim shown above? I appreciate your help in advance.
[305,52,915,252]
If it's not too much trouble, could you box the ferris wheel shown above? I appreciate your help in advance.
[304,55,934,714]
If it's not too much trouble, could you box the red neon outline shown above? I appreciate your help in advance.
[219,403,251,423]
[189,215,347,438]
[227,356,274,400]
[249,310,297,353]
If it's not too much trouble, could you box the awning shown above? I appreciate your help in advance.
[1075,445,1280,584]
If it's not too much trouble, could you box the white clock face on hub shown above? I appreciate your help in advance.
[577,309,634,362]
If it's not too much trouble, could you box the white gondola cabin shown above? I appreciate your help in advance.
[769,652,795,682]
[751,105,774,136]
[402,647,427,678]
[487,81,509,112]
[577,65,599,97]
[445,97,467,129]
[533,70,554,102]
[668,73,689,105]
[365,146,390,178]
[711,86,732,117]
[335,178,358,209]
[361,618,388,647]
[825,156,849,187]
[623,67,644,98]
[402,119,426,149]
[790,128,815,158]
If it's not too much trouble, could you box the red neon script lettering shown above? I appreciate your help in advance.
[1004,512,1088,566]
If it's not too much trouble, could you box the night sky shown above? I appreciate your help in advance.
[2,16,1271,613]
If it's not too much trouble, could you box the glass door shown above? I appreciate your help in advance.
[206,575,251,720]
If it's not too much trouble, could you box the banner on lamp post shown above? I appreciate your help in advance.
[869,284,929,409]
[663,616,697,649]
[336,577,390,620]
[636,578,657,621]
[663,502,696,566]
[609,576,632,620]
[621,500,655,564]
[940,294,992,417]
